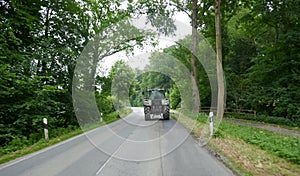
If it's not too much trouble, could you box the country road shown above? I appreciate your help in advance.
[0,108,232,176]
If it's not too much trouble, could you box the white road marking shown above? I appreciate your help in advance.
[96,139,125,175]
[0,125,102,170]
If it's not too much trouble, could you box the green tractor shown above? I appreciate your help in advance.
[143,89,170,121]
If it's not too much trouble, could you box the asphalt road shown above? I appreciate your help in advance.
[0,108,232,176]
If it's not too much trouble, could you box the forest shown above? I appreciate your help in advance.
[1,0,299,155]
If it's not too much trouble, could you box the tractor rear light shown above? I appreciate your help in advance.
[144,99,152,106]
[161,99,169,105]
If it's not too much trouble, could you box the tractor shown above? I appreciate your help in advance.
[143,88,170,121]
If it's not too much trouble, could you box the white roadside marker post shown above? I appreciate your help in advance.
[43,118,49,141]
[209,112,214,136]
[100,113,103,123]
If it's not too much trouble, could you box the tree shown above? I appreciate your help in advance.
[191,0,200,112]
[95,76,114,115]
[0,0,150,149]
[242,0,300,118]
[215,0,225,120]
[110,60,135,111]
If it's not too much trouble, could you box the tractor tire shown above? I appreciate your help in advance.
[144,107,151,121]
[163,106,170,120]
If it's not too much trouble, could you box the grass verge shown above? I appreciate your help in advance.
[0,129,83,164]
[171,112,300,176]
[217,122,300,165]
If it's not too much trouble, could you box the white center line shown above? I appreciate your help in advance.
[95,139,126,175]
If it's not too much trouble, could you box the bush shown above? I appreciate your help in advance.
[4,136,30,153]
[103,112,119,124]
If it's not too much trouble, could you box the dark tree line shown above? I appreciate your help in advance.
[222,0,300,119]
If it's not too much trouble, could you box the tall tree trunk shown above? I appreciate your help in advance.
[191,0,200,112]
[214,0,225,119]
[40,6,51,84]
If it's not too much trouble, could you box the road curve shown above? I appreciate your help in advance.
[0,107,232,176]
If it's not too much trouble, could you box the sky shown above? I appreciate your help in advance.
[96,12,191,76]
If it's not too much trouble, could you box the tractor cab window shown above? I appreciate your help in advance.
[149,91,165,100]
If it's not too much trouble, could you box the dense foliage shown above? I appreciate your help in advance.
[132,0,300,121]
[0,0,133,149]
[145,0,300,120]
[223,1,300,119]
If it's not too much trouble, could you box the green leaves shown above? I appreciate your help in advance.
[1,0,143,150]
[222,0,300,119]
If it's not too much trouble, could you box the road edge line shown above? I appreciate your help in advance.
[0,125,102,170]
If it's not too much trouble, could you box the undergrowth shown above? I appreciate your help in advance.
[216,122,300,165]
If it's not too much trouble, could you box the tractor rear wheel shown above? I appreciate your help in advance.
[144,107,151,121]
[163,106,170,120]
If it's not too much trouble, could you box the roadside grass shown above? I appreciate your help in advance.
[210,137,300,176]
[217,122,300,165]
[225,117,300,133]
[0,128,83,164]
[171,112,300,176]
[0,108,132,165]
[225,114,300,130]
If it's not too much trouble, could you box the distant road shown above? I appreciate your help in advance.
[0,107,232,176]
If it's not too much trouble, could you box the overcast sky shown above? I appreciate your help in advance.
[97,12,191,76]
